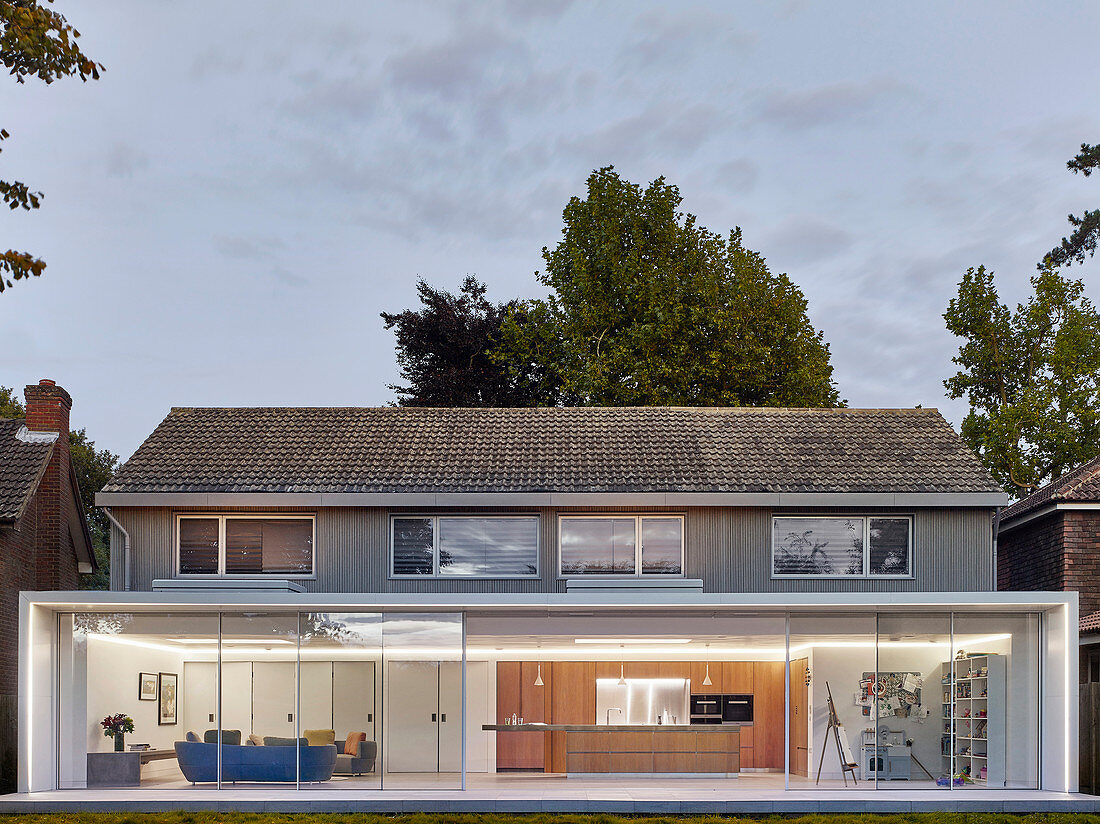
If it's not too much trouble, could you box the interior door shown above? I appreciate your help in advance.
[789,658,809,776]
[182,661,217,736]
[220,661,253,736]
[299,661,334,732]
[439,661,464,772]
[252,661,296,738]
[385,661,440,772]
[333,660,375,740]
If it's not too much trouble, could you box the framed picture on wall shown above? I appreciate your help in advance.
[158,672,178,725]
[139,672,158,701]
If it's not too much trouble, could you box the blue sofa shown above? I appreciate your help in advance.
[174,741,338,783]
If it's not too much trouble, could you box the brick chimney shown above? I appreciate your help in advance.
[23,379,76,590]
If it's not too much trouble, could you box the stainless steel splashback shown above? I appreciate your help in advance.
[596,677,690,725]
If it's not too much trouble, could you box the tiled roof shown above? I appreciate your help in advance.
[103,406,1001,496]
[1081,611,1100,635]
[999,454,1100,524]
[0,417,56,520]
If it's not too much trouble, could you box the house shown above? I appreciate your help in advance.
[16,405,1076,800]
[996,454,1100,677]
[1,380,95,793]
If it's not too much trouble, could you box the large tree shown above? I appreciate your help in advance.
[1045,142,1099,269]
[498,167,842,407]
[0,386,118,588]
[380,275,558,407]
[1,0,102,293]
[943,265,1100,495]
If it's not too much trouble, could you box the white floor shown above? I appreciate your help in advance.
[4,770,1098,811]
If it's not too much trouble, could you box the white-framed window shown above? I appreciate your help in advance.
[176,514,315,577]
[558,515,684,576]
[771,515,912,578]
[390,515,540,578]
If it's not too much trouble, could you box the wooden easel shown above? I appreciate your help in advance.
[816,681,859,786]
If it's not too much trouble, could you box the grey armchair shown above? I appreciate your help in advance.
[333,735,376,775]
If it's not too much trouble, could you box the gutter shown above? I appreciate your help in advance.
[102,506,131,591]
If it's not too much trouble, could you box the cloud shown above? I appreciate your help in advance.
[384,25,529,99]
[104,143,150,178]
[715,159,759,193]
[753,77,912,129]
[765,216,855,265]
[618,8,756,70]
[555,102,730,164]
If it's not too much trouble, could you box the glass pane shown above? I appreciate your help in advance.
[225,519,313,575]
[299,613,382,790]
[876,612,951,790]
[220,613,301,786]
[640,517,682,574]
[383,613,463,789]
[59,612,219,789]
[789,612,876,789]
[869,518,910,576]
[439,517,538,576]
[179,518,219,574]
[392,518,434,575]
[773,517,864,576]
[560,518,636,574]
[951,612,1039,789]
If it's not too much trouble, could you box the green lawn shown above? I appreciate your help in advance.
[3,815,1100,824]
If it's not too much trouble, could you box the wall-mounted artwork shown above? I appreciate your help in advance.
[857,670,927,720]
[158,672,177,725]
[138,672,158,701]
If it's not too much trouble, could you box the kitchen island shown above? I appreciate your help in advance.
[484,724,740,775]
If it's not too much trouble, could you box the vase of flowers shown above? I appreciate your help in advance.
[101,714,134,752]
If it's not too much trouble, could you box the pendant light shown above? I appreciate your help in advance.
[618,645,627,685]
[534,644,544,687]
[702,643,713,687]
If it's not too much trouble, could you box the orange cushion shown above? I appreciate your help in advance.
[344,731,366,756]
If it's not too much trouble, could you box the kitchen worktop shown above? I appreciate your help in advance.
[483,724,741,731]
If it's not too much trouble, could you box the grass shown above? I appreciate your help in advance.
[3,815,1100,824]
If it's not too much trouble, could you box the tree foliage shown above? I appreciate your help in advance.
[1,0,103,293]
[943,266,1100,495]
[0,385,118,588]
[380,275,557,407]
[1045,142,1100,269]
[498,167,841,407]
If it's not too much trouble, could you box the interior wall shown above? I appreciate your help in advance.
[85,637,185,754]
[808,644,945,781]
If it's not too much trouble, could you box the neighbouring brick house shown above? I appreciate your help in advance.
[996,453,1100,683]
[0,380,95,792]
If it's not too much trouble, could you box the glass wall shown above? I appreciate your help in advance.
[788,613,877,788]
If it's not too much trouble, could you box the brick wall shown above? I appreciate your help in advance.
[997,510,1066,594]
[1064,510,1100,618]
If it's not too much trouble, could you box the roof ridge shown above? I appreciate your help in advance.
[164,405,938,414]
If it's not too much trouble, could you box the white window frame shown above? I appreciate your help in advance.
[389,514,541,579]
[175,514,316,578]
[770,514,914,579]
[557,514,686,578]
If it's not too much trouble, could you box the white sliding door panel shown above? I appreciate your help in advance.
[220,661,253,736]
[439,661,464,772]
[299,661,334,732]
[182,661,217,737]
[333,661,376,740]
[251,661,296,737]
[463,661,490,773]
[385,661,439,772]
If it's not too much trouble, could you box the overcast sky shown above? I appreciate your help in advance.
[1,1,1098,461]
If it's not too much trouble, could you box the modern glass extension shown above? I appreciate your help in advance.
[29,597,1071,794]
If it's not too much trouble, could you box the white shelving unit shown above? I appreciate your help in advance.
[940,653,1005,786]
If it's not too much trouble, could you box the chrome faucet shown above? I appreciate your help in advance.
[606,707,623,725]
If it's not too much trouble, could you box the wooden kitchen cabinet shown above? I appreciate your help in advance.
[550,661,595,772]
[722,661,754,693]
[788,658,809,776]
[753,660,785,769]
[496,661,551,770]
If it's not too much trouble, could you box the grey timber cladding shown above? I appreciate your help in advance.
[108,506,994,593]
[103,406,1001,495]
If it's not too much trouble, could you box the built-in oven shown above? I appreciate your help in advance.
[722,693,754,723]
[689,694,722,723]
